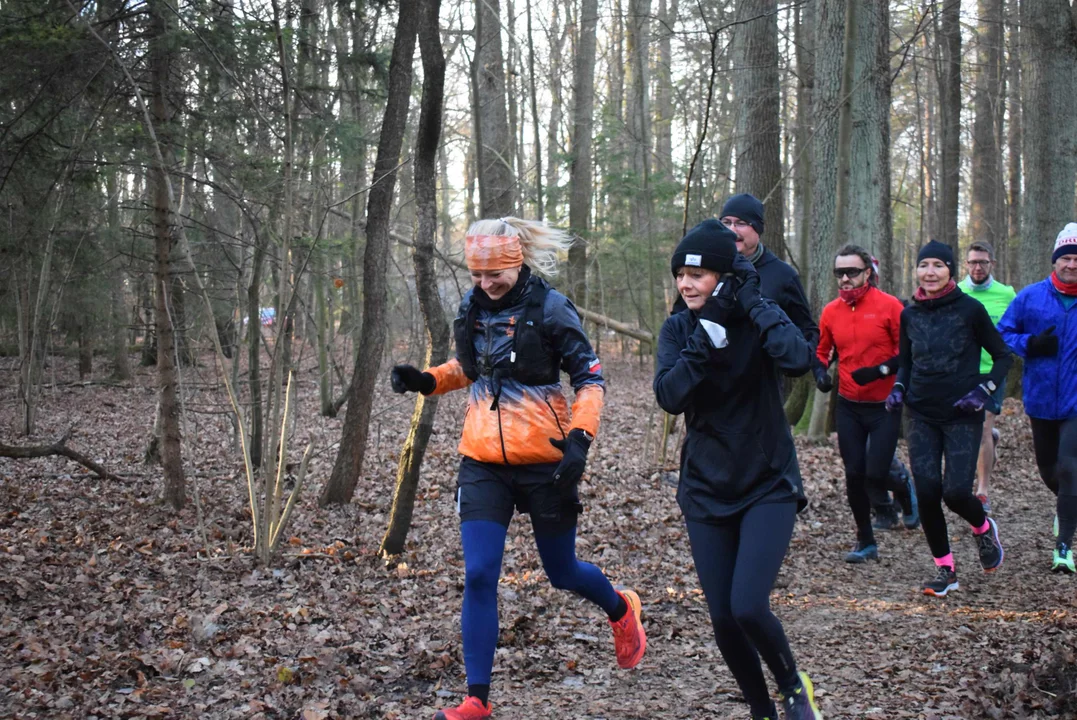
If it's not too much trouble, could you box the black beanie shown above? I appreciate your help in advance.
[917,239,955,276]
[671,219,739,277]
[720,193,765,235]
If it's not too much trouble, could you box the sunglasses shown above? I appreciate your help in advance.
[833,267,867,279]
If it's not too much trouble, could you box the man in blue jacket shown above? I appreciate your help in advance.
[998,223,1077,573]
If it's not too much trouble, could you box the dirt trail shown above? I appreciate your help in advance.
[1,358,1073,719]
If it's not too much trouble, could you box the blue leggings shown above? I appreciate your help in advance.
[687,502,799,717]
[460,520,622,686]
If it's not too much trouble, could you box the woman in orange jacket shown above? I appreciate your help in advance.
[390,218,645,720]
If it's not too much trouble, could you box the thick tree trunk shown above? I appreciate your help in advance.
[1018,0,1077,286]
[937,0,961,254]
[567,0,599,306]
[807,0,848,441]
[971,0,1005,258]
[382,0,448,557]
[732,0,784,259]
[848,1,892,287]
[322,0,419,506]
[474,0,515,217]
[149,0,185,509]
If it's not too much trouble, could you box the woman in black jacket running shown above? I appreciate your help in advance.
[654,220,822,720]
[887,240,1013,596]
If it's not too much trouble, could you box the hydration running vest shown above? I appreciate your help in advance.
[453,275,562,389]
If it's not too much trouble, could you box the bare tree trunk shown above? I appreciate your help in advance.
[848,0,892,286]
[149,0,185,509]
[971,0,1005,257]
[322,0,420,506]
[545,5,565,219]
[626,0,652,324]
[1019,0,1077,286]
[1006,2,1022,284]
[107,169,132,381]
[807,0,849,440]
[732,0,784,259]
[382,0,448,557]
[654,0,676,183]
[567,0,599,305]
[794,0,814,294]
[474,0,515,217]
[937,0,961,253]
[525,0,543,220]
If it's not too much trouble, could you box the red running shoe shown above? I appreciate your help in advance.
[432,696,492,720]
[609,588,647,669]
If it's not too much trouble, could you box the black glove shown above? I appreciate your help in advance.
[1026,326,1058,358]
[731,254,763,314]
[390,364,436,394]
[851,365,884,385]
[549,429,592,489]
[698,274,739,326]
[813,365,833,393]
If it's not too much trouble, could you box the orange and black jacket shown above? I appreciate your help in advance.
[425,274,604,465]
[816,286,904,403]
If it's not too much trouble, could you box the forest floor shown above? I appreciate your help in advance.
[1,353,1076,720]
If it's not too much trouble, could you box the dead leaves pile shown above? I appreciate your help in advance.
[1,355,1076,719]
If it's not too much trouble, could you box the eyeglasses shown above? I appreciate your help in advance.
[967,259,992,266]
[833,267,866,279]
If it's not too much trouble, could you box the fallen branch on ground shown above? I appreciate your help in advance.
[0,430,125,482]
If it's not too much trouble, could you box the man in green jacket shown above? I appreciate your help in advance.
[958,241,1016,515]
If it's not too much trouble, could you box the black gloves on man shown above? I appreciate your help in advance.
[549,429,592,489]
[1026,326,1059,358]
[390,364,436,394]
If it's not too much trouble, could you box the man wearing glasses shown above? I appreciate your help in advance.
[815,245,915,562]
[718,194,819,350]
[957,241,1016,515]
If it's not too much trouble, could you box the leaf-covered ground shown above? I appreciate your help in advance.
[2,355,1075,719]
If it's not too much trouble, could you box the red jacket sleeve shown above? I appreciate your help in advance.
[816,303,835,368]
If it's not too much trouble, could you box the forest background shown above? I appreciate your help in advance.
[2,0,1077,718]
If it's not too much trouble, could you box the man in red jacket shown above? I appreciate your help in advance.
[815,245,912,562]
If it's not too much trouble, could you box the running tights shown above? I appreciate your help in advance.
[1030,417,1077,547]
[906,417,986,560]
[836,398,902,545]
[686,502,799,717]
[459,520,622,687]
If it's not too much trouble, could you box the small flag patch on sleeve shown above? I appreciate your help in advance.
[589,357,602,374]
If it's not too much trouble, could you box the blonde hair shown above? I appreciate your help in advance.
[466,217,573,277]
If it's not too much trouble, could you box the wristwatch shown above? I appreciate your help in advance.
[985,380,997,393]
[580,429,595,442]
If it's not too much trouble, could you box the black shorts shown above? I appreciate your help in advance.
[456,457,582,533]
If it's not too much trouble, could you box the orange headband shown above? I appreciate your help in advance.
[465,234,524,271]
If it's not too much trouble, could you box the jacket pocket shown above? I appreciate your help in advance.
[680,431,773,504]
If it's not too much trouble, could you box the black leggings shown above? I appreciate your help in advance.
[1030,417,1077,546]
[836,398,902,544]
[907,416,986,559]
[686,502,798,717]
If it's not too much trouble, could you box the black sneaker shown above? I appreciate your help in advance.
[779,671,823,719]
[923,565,959,596]
[976,517,1004,572]
[872,503,901,531]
